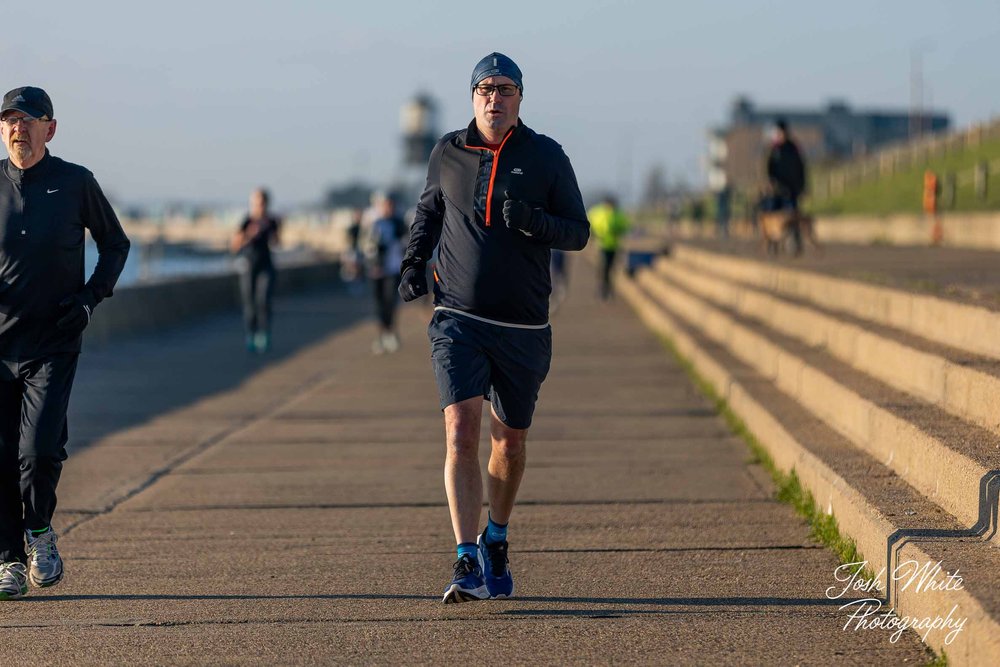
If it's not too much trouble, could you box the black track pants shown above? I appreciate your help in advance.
[0,353,77,563]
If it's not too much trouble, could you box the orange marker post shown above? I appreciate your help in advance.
[924,170,943,245]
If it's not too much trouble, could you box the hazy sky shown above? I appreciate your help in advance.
[4,0,999,209]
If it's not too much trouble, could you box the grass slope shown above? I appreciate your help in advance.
[812,136,1000,217]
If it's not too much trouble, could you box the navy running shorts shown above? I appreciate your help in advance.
[428,310,552,430]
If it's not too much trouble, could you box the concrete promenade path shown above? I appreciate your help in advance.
[0,268,930,665]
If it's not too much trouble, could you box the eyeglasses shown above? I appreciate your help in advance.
[474,84,520,97]
[0,116,48,128]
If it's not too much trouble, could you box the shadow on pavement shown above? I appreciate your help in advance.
[67,285,370,453]
[24,593,846,608]
[27,593,434,603]
[510,595,847,608]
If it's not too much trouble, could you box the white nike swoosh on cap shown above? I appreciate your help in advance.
[47,189,59,194]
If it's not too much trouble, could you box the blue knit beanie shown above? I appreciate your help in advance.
[471,53,523,91]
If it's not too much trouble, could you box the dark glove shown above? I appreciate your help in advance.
[57,290,96,333]
[398,265,428,302]
[503,190,540,235]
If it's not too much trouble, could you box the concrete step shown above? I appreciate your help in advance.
[673,243,1000,362]
[637,265,1000,547]
[655,256,1000,443]
[619,273,1000,665]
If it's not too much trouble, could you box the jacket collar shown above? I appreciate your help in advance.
[3,149,52,186]
[464,119,525,149]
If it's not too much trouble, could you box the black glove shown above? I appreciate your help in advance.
[57,290,96,333]
[503,190,540,235]
[398,265,428,302]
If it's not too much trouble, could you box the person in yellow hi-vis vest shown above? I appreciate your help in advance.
[588,195,631,300]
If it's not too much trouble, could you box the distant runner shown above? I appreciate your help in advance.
[365,192,406,354]
[588,195,630,300]
[232,187,281,353]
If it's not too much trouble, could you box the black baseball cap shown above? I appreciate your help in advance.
[1,86,53,119]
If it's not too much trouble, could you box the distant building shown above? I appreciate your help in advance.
[707,96,950,194]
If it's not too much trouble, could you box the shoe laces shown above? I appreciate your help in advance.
[0,561,26,582]
[453,554,479,578]
[483,539,509,575]
[27,531,57,567]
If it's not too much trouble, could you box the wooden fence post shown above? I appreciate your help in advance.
[975,161,989,201]
[941,172,956,210]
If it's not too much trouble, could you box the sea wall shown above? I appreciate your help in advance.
[84,260,340,344]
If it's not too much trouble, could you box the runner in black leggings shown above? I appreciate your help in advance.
[232,187,281,353]
[366,193,406,354]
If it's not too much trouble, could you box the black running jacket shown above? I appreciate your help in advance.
[402,119,589,326]
[0,150,130,360]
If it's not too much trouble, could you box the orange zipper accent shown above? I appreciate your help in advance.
[466,129,514,227]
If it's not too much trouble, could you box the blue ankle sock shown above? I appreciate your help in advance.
[485,515,508,544]
[457,542,478,560]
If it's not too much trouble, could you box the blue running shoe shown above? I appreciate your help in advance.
[478,530,514,599]
[442,554,489,603]
[254,331,271,353]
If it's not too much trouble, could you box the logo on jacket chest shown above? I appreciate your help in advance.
[510,167,523,175]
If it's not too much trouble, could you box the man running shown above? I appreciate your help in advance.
[232,187,280,353]
[365,192,406,354]
[398,53,589,603]
[0,86,130,599]
[588,195,630,300]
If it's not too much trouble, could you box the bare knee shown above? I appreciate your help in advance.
[491,423,527,463]
[444,400,482,459]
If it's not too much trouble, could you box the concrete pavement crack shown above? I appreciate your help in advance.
[60,362,346,537]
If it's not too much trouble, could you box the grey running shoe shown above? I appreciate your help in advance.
[382,332,400,353]
[26,529,63,588]
[0,562,28,600]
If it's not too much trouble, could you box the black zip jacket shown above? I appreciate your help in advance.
[767,139,807,199]
[402,119,589,325]
[0,150,130,360]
